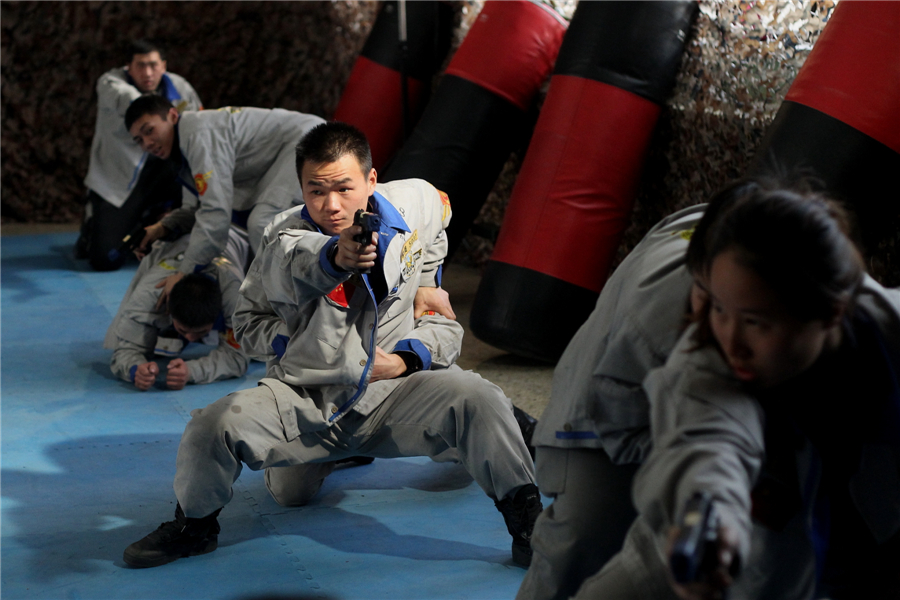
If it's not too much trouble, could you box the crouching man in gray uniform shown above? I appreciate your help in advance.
[123,122,541,569]
[124,95,325,299]
[104,226,250,390]
[78,40,203,271]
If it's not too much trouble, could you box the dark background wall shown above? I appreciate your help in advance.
[2,0,897,284]
[1,0,380,223]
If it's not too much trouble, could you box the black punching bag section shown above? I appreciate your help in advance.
[333,1,453,172]
[382,0,568,259]
[470,1,697,362]
[749,0,900,257]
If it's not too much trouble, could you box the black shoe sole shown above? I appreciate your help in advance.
[512,542,532,568]
[123,537,218,568]
[335,455,375,466]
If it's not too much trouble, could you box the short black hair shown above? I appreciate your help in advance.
[295,121,373,181]
[124,94,174,131]
[126,39,166,64]
[168,274,221,328]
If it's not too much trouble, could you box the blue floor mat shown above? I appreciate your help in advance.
[1,233,527,600]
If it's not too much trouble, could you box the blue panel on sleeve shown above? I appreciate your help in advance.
[319,236,345,278]
[435,264,443,287]
[129,365,138,383]
[393,339,432,371]
[272,334,289,359]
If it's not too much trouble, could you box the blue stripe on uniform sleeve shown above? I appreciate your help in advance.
[319,236,345,278]
[392,339,432,371]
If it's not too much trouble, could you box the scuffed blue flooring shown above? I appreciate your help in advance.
[1,232,527,600]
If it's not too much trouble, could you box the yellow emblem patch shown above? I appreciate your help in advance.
[194,170,213,196]
[224,329,241,349]
[676,227,695,241]
[159,252,185,270]
[400,230,422,280]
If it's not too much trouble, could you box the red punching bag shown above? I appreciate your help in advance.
[334,1,453,171]
[749,0,900,256]
[470,1,697,362]
[383,0,567,259]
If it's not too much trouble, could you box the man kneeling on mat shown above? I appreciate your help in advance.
[104,227,250,390]
[123,122,542,569]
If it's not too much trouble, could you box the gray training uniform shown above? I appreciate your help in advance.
[85,68,201,208]
[575,277,900,600]
[172,179,536,519]
[160,107,325,273]
[103,227,250,386]
[517,206,703,600]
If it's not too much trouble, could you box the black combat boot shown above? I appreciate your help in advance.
[495,483,543,567]
[123,504,221,568]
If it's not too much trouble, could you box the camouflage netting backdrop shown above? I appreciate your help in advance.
[2,0,896,284]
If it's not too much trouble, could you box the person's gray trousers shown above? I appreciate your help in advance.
[174,365,536,518]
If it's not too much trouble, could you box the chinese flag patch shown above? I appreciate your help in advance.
[327,282,356,308]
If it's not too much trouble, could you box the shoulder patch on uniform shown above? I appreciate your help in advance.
[158,252,185,271]
[224,328,240,349]
[674,227,695,241]
[400,230,422,280]
[175,99,189,113]
[194,171,213,195]
[437,189,451,224]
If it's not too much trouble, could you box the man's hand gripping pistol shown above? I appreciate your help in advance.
[353,209,381,274]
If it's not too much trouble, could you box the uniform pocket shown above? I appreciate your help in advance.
[259,378,328,441]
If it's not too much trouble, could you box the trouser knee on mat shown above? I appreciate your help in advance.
[264,462,336,507]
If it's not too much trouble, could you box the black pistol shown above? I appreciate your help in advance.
[353,209,381,245]
[353,209,381,274]
[107,221,147,263]
[670,491,723,584]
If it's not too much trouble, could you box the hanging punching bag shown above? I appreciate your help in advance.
[382,0,567,258]
[749,0,900,254]
[333,1,453,172]
[470,1,697,363]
